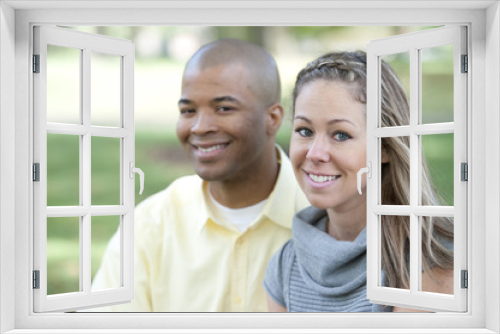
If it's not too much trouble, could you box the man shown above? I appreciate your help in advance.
[90,39,309,312]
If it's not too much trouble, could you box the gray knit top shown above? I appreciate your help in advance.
[264,206,389,312]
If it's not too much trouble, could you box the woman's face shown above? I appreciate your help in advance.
[290,80,367,212]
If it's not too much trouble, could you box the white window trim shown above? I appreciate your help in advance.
[0,1,498,333]
[33,25,136,312]
[366,26,468,312]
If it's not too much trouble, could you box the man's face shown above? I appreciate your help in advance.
[176,62,269,182]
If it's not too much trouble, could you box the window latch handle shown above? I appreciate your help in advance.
[357,162,371,195]
[129,162,145,195]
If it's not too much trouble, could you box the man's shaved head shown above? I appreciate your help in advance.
[184,39,281,107]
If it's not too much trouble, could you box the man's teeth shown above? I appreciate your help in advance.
[309,173,338,183]
[198,144,224,153]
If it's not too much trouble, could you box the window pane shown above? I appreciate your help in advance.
[421,44,454,124]
[381,136,410,205]
[47,133,80,206]
[421,133,454,206]
[419,216,454,295]
[47,217,80,295]
[380,215,410,290]
[91,216,121,290]
[381,52,410,127]
[91,136,121,205]
[47,45,81,124]
[91,52,121,127]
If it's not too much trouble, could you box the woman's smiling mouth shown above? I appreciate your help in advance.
[305,171,341,188]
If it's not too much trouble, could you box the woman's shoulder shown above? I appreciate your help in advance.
[271,238,296,269]
[265,238,297,287]
[264,238,296,307]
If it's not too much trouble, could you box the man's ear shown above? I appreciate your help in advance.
[265,103,284,136]
[381,147,390,163]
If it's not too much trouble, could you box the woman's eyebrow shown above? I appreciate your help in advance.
[294,115,312,123]
[327,118,355,126]
[294,115,355,126]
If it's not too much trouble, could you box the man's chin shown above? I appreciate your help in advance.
[195,168,224,182]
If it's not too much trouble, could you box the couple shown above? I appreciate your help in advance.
[90,39,454,312]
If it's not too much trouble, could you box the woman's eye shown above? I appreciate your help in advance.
[296,127,313,137]
[333,131,350,141]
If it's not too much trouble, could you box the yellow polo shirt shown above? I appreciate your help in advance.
[88,146,309,312]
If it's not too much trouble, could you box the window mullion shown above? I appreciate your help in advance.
[373,205,454,217]
[45,205,128,217]
[413,123,454,135]
[81,47,92,294]
[409,46,420,294]
[82,48,91,208]
[372,124,454,138]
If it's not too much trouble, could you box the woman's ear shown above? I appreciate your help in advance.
[381,148,390,163]
[266,103,284,136]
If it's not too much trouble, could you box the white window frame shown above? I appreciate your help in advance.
[33,25,136,312]
[366,26,468,312]
[0,1,499,333]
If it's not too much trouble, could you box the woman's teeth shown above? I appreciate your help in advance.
[309,173,338,183]
[198,144,224,153]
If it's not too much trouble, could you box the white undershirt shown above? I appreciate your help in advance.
[208,188,268,233]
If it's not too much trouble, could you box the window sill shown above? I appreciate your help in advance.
[3,329,498,334]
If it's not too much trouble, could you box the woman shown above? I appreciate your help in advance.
[263,51,454,312]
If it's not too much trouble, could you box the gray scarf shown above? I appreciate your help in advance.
[293,206,368,297]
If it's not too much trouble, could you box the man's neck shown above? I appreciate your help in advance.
[208,150,280,209]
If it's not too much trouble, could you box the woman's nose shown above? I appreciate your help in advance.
[306,136,331,163]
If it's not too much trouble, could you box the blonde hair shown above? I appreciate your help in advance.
[293,51,454,289]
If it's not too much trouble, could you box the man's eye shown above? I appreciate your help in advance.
[217,106,234,112]
[296,127,313,137]
[333,131,350,141]
[180,108,195,115]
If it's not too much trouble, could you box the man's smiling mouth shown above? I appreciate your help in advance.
[197,144,226,153]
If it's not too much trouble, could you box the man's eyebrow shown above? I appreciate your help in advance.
[294,115,355,126]
[178,98,192,105]
[178,96,241,106]
[212,96,241,104]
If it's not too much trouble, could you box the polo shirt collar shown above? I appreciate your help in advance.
[261,145,298,230]
[195,145,298,233]
[194,180,215,234]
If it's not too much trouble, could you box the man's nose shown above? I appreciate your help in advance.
[191,110,217,135]
[306,136,331,163]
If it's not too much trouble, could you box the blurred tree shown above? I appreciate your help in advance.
[212,26,266,46]
[288,26,349,38]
